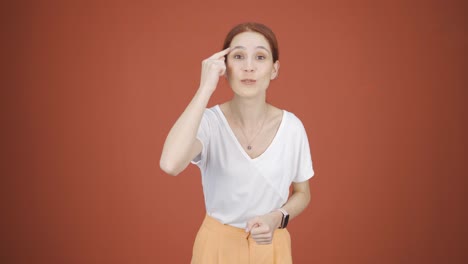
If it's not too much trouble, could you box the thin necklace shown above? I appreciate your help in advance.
[230,104,269,151]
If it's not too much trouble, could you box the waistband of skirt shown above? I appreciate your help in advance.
[202,214,249,238]
[201,214,287,239]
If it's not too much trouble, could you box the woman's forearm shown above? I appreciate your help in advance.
[160,48,230,176]
[282,181,311,220]
[160,88,212,175]
[261,181,311,230]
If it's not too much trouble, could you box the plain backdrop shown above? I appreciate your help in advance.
[3,0,467,263]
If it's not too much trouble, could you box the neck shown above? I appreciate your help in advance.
[229,95,268,129]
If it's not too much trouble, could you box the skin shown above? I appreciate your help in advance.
[160,31,311,245]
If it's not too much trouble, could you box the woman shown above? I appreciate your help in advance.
[160,22,314,263]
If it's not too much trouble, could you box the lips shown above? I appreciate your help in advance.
[241,79,256,85]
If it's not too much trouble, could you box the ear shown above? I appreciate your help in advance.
[271,60,280,80]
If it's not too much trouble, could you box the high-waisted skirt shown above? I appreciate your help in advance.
[191,214,293,264]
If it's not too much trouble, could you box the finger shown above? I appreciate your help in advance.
[250,225,269,235]
[219,64,226,76]
[246,220,260,233]
[251,233,273,242]
[209,47,232,59]
[204,60,225,71]
[254,239,272,245]
[208,60,226,75]
[254,238,272,243]
[251,233,272,239]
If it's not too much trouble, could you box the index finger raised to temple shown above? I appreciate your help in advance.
[209,47,232,59]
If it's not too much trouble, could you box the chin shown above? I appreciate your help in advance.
[230,85,266,98]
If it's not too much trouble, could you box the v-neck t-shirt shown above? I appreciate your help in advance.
[191,105,314,229]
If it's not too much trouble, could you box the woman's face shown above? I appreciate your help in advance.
[226,31,279,98]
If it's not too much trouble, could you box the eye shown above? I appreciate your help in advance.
[256,55,266,60]
[233,54,243,59]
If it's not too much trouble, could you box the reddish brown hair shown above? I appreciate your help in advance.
[222,22,279,63]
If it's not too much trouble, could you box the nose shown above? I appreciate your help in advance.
[242,58,255,72]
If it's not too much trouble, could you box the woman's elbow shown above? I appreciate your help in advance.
[159,158,182,176]
[304,192,311,207]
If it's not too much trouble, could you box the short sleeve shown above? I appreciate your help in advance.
[293,119,315,182]
[191,109,211,168]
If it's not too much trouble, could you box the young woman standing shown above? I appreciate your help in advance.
[160,22,314,263]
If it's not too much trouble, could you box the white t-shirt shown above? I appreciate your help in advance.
[192,105,314,228]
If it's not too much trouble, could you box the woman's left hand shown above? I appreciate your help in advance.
[245,210,283,245]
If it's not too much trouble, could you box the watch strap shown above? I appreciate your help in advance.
[277,208,289,229]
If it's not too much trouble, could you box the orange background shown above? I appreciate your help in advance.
[4,0,467,263]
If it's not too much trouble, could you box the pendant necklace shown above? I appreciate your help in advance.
[232,104,269,151]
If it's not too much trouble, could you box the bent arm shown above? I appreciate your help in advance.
[247,180,310,231]
[268,180,311,228]
[159,89,211,176]
[246,180,311,244]
[160,48,231,176]
[282,180,311,220]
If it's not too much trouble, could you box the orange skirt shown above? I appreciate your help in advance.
[191,214,293,264]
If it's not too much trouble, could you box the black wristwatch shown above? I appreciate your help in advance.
[277,208,289,229]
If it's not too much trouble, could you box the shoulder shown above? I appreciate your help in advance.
[203,105,221,120]
[283,109,306,131]
[197,106,222,133]
[267,104,284,127]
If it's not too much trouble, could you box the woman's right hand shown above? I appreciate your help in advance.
[199,47,231,94]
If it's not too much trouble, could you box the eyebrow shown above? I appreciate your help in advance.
[231,46,271,54]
